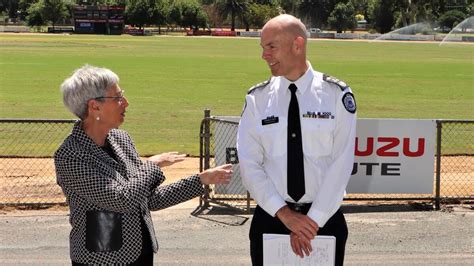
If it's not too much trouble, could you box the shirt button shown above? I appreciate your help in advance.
[292,133,296,138]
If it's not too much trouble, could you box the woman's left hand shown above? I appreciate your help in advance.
[148,152,187,167]
[198,164,233,185]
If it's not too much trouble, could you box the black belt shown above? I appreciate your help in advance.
[285,201,312,214]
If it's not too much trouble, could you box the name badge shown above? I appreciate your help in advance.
[261,116,279,125]
[302,111,334,119]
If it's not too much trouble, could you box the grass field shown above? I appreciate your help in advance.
[0,34,473,155]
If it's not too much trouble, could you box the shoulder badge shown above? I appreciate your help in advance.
[247,79,270,95]
[323,74,349,91]
[342,92,356,113]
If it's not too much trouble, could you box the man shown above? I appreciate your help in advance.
[237,14,356,266]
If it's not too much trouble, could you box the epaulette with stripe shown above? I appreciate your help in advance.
[247,79,270,94]
[323,74,349,91]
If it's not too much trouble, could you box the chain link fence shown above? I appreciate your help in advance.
[199,111,474,212]
[436,121,474,200]
[1,117,472,209]
[0,119,75,206]
[198,111,251,211]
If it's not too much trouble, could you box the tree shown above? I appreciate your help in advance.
[26,1,45,28]
[372,0,396,33]
[182,0,207,29]
[438,10,467,29]
[18,0,34,20]
[126,0,151,28]
[125,0,168,29]
[214,0,247,31]
[245,3,279,30]
[169,0,207,30]
[202,2,224,28]
[351,0,369,21]
[279,0,300,15]
[0,0,19,19]
[76,0,126,5]
[328,2,356,33]
[42,0,70,29]
[25,0,69,29]
[298,0,336,28]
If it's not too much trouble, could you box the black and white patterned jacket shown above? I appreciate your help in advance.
[54,122,204,264]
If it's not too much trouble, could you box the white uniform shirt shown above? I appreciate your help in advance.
[237,63,357,227]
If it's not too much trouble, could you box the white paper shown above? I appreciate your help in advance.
[263,234,335,266]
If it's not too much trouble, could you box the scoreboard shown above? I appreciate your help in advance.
[73,5,124,35]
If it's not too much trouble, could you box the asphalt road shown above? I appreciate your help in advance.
[0,203,473,265]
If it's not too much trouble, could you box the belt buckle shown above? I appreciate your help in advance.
[292,203,305,212]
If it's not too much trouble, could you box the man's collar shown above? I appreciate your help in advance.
[281,61,314,94]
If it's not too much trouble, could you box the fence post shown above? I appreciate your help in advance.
[435,120,442,210]
[200,109,211,208]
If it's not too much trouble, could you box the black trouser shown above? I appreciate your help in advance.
[249,205,348,266]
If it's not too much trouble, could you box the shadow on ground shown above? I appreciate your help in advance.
[191,204,250,226]
[341,202,435,213]
[191,201,441,220]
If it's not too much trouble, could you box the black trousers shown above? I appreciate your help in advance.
[249,205,348,266]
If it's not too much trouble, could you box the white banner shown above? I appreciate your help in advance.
[214,118,436,195]
[238,31,261,37]
[347,119,436,194]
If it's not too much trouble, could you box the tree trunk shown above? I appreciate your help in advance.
[243,18,249,31]
[231,9,235,31]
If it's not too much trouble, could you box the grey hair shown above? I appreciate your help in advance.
[60,65,119,119]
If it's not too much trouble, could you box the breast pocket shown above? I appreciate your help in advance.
[256,117,287,157]
[301,119,335,157]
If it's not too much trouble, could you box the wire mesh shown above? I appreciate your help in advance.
[200,116,473,211]
[438,121,474,198]
[1,118,472,207]
[0,119,75,205]
[200,116,251,211]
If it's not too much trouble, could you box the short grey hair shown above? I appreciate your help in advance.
[60,65,119,119]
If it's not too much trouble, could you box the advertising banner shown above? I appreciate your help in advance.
[213,118,436,195]
[347,119,436,194]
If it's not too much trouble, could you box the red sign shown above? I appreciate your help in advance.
[355,137,425,157]
[211,31,236,36]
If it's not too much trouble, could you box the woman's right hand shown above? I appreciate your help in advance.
[198,164,233,185]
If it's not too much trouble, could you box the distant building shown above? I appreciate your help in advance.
[73,5,124,35]
[356,20,367,30]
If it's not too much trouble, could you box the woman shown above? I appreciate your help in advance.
[54,65,232,265]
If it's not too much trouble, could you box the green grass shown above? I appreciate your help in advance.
[0,34,473,155]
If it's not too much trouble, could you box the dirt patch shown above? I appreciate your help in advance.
[0,156,472,205]
[0,157,200,204]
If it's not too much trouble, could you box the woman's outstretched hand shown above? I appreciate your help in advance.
[148,152,187,167]
[199,164,233,185]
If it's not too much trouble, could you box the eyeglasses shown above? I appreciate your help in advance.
[94,90,126,104]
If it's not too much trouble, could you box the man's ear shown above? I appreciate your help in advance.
[293,36,305,54]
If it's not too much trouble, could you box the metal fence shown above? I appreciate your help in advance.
[1,117,473,209]
[198,111,474,212]
[0,119,75,206]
